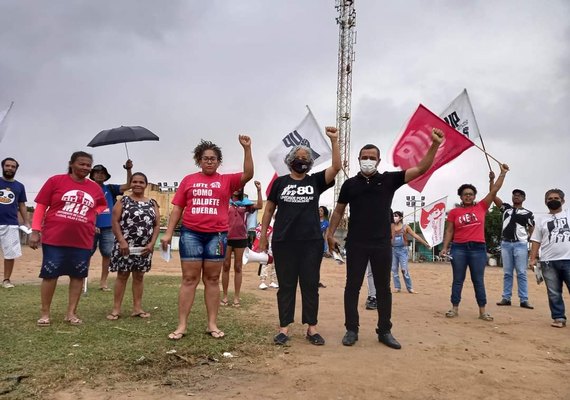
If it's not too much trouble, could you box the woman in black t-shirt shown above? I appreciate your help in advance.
[259,127,340,346]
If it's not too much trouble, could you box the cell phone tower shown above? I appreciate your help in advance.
[334,0,356,227]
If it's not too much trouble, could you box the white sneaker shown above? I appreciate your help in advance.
[2,280,15,288]
[258,282,268,290]
[269,282,279,288]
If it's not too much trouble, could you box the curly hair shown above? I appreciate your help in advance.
[457,184,477,197]
[193,139,222,166]
[284,145,314,172]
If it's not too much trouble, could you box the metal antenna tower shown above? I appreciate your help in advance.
[334,0,356,224]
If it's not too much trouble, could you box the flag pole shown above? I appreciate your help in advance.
[470,141,502,165]
[464,89,493,171]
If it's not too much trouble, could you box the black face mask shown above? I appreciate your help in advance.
[546,200,562,210]
[291,158,311,174]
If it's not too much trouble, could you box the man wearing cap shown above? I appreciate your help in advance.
[490,172,535,309]
[0,157,30,288]
[90,160,132,290]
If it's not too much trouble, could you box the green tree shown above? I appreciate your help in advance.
[485,205,503,261]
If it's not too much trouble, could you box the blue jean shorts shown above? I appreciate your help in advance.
[92,227,114,257]
[40,244,91,279]
[179,227,227,262]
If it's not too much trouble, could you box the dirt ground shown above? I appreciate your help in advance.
[7,247,570,400]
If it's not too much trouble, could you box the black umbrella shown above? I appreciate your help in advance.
[87,125,159,158]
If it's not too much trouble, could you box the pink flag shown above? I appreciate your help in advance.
[391,104,474,192]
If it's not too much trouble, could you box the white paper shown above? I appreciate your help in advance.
[129,247,146,255]
[19,225,32,234]
[161,244,171,262]
[533,264,544,285]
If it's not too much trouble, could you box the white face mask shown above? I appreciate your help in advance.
[359,159,377,175]
[393,216,401,223]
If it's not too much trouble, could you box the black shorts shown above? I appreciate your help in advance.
[227,239,248,249]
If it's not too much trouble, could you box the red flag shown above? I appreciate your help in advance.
[265,172,278,198]
[391,104,474,192]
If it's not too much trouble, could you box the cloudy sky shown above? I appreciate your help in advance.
[1,0,568,218]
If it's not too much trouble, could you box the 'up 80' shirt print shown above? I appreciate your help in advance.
[279,183,315,203]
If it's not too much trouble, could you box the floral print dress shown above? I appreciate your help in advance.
[109,196,158,273]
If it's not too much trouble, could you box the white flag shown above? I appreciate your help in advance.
[418,196,447,247]
[439,89,480,140]
[268,110,331,176]
[0,102,14,144]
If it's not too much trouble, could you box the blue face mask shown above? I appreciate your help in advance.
[291,158,311,174]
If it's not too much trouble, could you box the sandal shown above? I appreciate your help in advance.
[65,317,83,326]
[551,319,567,328]
[232,301,241,308]
[106,313,120,321]
[220,299,229,306]
[445,309,458,318]
[36,318,51,327]
[306,331,325,346]
[478,313,494,321]
[168,331,186,340]
[273,332,289,345]
[131,311,151,318]
[206,330,225,339]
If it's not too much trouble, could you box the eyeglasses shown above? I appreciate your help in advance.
[201,156,218,163]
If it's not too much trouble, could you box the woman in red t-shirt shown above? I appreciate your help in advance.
[440,163,509,322]
[161,136,253,340]
[29,151,106,327]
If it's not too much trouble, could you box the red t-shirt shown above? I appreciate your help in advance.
[35,174,107,249]
[446,200,489,244]
[172,172,242,233]
[228,204,254,240]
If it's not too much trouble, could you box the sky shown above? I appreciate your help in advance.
[1,0,569,221]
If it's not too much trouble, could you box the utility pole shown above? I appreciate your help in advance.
[334,0,356,229]
[406,195,425,261]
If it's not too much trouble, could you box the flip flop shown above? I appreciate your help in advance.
[65,317,83,326]
[131,312,151,318]
[220,299,229,306]
[445,309,458,318]
[206,330,225,339]
[478,313,494,321]
[106,313,120,321]
[168,331,186,340]
[36,318,51,327]
[99,287,112,292]
[232,301,241,308]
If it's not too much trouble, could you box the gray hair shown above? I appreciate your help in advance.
[284,145,315,172]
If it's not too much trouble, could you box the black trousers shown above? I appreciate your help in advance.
[272,239,323,327]
[344,242,393,334]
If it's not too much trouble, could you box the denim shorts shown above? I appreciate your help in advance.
[179,227,227,262]
[39,244,91,279]
[92,227,114,257]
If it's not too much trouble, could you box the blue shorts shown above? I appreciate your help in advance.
[179,227,227,262]
[39,244,91,279]
[92,227,114,258]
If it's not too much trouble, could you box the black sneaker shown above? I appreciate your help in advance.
[376,330,402,350]
[520,301,534,309]
[306,332,325,346]
[342,330,358,346]
[318,282,327,288]
[365,296,377,310]
[496,298,512,306]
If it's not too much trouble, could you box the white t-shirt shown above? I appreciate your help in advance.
[530,209,570,261]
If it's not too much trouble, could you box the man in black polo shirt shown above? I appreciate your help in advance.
[489,173,535,309]
[327,128,443,349]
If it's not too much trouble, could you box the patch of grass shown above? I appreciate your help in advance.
[0,276,273,399]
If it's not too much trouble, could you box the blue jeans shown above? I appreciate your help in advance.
[392,246,412,291]
[450,242,487,306]
[179,227,227,262]
[541,260,570,321]
[500,241,529,301]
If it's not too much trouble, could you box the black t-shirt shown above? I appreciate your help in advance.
[268,170,334,242]
[338,170,406,245]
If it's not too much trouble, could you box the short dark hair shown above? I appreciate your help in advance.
[545,188,565,201]
[457,184,477,196]
[67,151,93,174]
[1,157,19,169]
[359,144,380,159]
[193,139,222,166]
[130,172,148,184]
